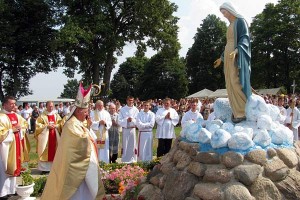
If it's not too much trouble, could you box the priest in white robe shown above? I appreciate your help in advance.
[181,99,203,137]
[41,83,105,200]
[285,99,300,141]
[155,98,179,157]
[277,97,287,124]
[136,101,155,161]
[117,96,139,163]
[90,100,112,163]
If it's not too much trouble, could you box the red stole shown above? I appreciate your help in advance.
[6,113,21,176]
[47,115,57,161]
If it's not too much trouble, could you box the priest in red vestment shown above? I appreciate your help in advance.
[0,96,28,198]
[34,101,62,173]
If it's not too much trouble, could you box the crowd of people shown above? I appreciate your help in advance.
[0,91,300,199]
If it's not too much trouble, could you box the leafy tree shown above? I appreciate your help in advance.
[60,79,79,99]
[185,15,227,94]
[56,0,180,97]
[110,57,148,102]
[251,0,300,92]
[0,0,60,101]
[250,3,278,89]
[137,53,188,100]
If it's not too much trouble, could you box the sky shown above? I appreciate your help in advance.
[23,0,278,100]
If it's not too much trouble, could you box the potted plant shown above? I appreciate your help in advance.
[16,169,36,200]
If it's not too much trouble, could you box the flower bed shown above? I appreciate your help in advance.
[25,159,161,198]
[103,165,145,200]
[101,159,160,200]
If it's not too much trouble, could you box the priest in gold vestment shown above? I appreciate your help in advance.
[34,101,62,173]
[0,96,28,198]
[41,82,105,200]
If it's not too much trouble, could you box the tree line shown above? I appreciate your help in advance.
[1,0,299,102]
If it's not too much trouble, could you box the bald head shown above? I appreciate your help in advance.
[109,103,116,114]
[95,100,104,106]
[95,100,104,110]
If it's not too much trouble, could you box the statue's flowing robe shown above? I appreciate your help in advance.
[222,17,251,118]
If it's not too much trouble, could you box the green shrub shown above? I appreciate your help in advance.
[31,176,47,197]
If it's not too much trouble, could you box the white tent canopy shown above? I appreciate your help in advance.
[208,89,228,98]
[17,97,74,106]
[186,88,214,98]
[257,87,284,95]
[187,87,284,99]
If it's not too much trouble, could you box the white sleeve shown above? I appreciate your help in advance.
[3,129,14,143]
[117,110,128,128]
[171,109,179,126]
[90,111,99,131]
[155,109,165,126]
[104,112,112,130]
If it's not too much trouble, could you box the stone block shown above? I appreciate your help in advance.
[267,148,277,159]
[221,151,244,168]
[160,162,175,175]
[176,153,192,170]
[179,141,190,152]
[163,171,198,200]
[194,152,220,164]
[187,161,207,177]
[203,166,232,183]
[193,183,222,200]
[173,150,185,164]
[250,177,281,200]
[223,182,255,200]
[234,164,262,186]
[264,157,289,181]
[245,149,267,166]
[138,184,165,200]
[276,148,298,168]
[186,143,200,157]
[275,169,300,200]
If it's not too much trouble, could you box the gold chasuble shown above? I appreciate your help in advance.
[34,112,62,162]
[22,133,31,162]
[41,116,105,200]
[0,111,28,176]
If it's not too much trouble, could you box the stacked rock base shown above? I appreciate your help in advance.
[139,138,300,200]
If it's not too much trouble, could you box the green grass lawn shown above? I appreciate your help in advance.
[27,126,182,167]
[28,134,38,168]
